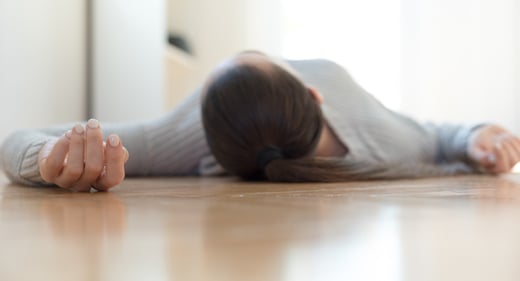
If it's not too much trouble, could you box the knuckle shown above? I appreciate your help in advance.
[66,167,84,178]
[104,174,125,188]
[102,178,119,188]
[495,165,506,174]
[84,163,103,176]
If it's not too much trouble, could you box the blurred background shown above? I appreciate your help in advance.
[0,0,519,144]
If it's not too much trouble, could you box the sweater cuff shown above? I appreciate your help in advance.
[4,137,55,186]
[459,123,487,163]
[18,139,49,185]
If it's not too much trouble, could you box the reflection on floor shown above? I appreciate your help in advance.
[1,174,520,281]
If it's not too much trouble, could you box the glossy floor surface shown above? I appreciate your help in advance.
[2,174,520,281]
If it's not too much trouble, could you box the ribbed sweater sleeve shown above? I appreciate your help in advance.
[1,129,59,185]
[134,89,216,176]
[0,88,219,185]
[422,122,483,164]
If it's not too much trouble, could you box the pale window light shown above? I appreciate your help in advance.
[281,0,402,110]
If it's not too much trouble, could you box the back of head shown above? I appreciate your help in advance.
[201,61,324,180]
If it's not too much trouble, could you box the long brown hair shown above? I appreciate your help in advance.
[202,58,474,182]
[202,60,323,180]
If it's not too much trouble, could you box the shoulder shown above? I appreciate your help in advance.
[286,58,346,74]
[284,58,360,95]
[285,58,355,84]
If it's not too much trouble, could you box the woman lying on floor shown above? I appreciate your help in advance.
[2,51,520,191]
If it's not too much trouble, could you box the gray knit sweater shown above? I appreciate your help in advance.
[1,59,479,185]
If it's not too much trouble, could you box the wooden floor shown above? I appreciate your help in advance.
[2,174,520,281]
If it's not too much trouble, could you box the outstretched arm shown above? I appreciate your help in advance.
[1,88,216,189]
[424,122,520,173]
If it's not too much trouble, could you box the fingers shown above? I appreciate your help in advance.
[501,136,520,169]
[38,119,127,192]
[512,137,520,165]
[491,142,510,173]
[54,125,87,189]
[489,135,520,174]
[39,136,70,183]
[468,126,520,174]
[75,119,104,187]
[94,134,126,191]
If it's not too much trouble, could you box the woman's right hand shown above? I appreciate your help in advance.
[467,124,520,174]
[38,119,129,192]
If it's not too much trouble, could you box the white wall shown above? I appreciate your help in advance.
[0,0,85,143]
[245,1,284,55]
[401,0,520,133]
[94,0,165,122]
[168,0,248,89]
[167,0,283,98]
[281,0,402,110]
[516,0,520,132]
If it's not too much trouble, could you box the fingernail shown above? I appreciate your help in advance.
[87,118,99,129]
[108,135,120,147]
[65,130,72,139]
[74,124,84,134]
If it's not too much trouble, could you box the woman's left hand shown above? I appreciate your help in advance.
[467,125,520,174]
